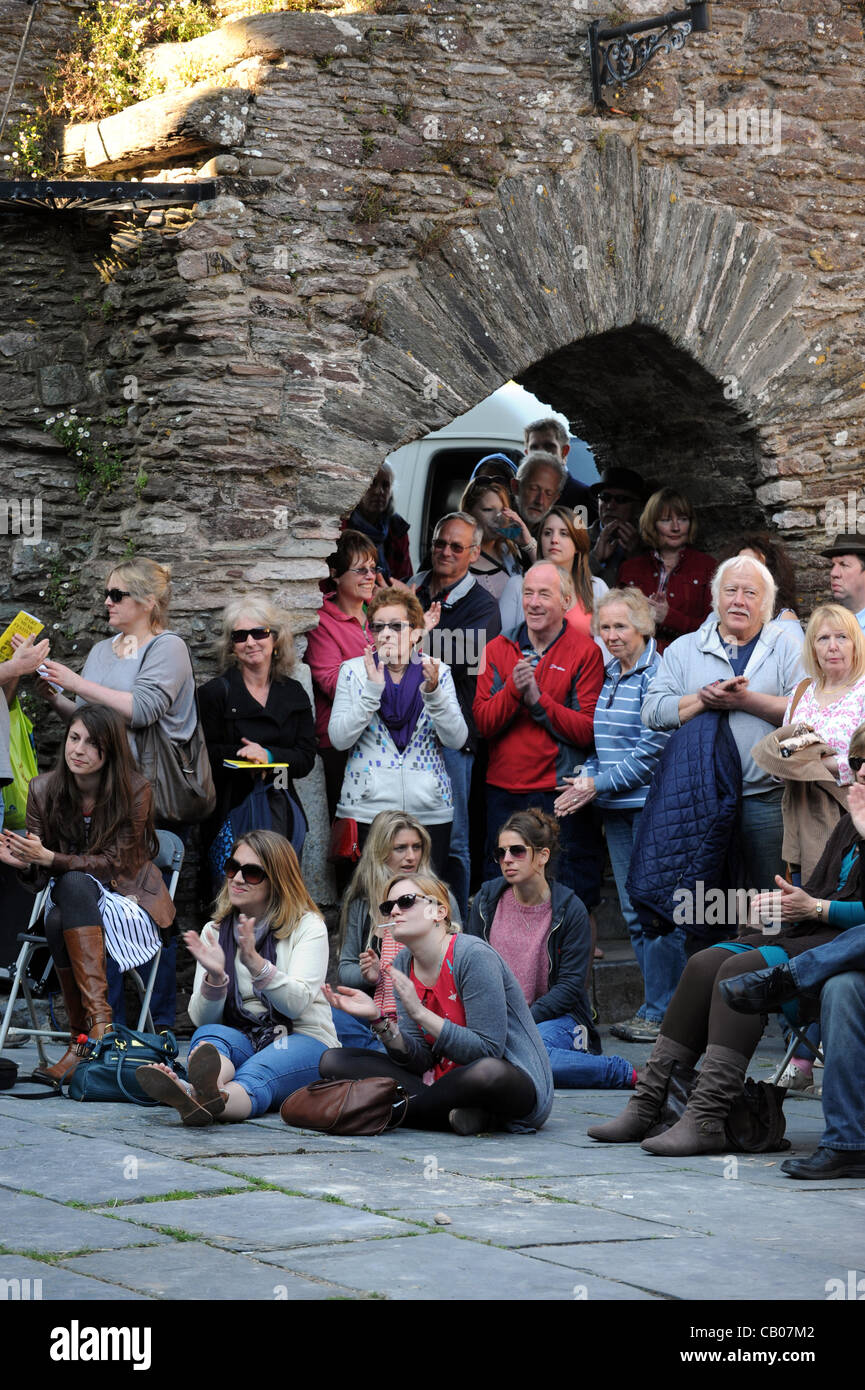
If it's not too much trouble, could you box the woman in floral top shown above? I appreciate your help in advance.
[784,603,865,785]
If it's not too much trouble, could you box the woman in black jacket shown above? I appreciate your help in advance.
[199,598,316,889]
[467,809,634,1088]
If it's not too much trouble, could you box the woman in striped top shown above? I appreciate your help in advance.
[554,589,676,1043]
[0,704,174,1084]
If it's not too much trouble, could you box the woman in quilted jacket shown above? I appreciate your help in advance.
[328,587,467,877]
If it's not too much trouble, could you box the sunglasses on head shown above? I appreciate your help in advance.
[495,844,530,861]
[225,858,268,885]
[850,756,865,773]
[105,588,132,604]
[378,892,436,917]
[231,627,272,644]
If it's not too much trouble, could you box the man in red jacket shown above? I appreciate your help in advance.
[474,561,604,880]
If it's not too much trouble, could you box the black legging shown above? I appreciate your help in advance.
[43,871,104,968]
[319,1047,536,1131]
[662,945,772,1057]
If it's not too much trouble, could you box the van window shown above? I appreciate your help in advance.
[419,447,521,568]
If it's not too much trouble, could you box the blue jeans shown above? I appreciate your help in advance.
[604,807,686,1021]
[790,925,865,994]
[740,789,785,893]
[188,1023,328,1118]
[441,744,473,924]
[536,1015,634,1089]
[331,1008,386,1053]
[106,937,177,1031]
[819,972,865,1150]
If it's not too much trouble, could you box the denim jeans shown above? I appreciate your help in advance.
[188,1023,329,1118]
[536,1015,634,1088]
[740,788,785,893]
[790,925,865,994]
[331,1008,386,1053]
[604,807,687,1021]
[106,938,177,1031]
[441,744,473,924]
[819,972,865,1150]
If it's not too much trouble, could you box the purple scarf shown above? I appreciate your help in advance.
[379,656,425,752]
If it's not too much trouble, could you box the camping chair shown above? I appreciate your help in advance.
[0,830,185,1066]
[771,997,824,1086]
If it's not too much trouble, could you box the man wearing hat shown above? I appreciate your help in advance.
[589,467,646,588]
[824,534,865,631]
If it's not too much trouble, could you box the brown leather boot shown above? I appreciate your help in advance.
[641,1044,749,1156]
[64,925,113,1038]
[34,965,88,1084]
[587,1035,699,1142]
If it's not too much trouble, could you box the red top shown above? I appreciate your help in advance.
[302,593,371,746]
[411,935,466,1082]
[618,547,716,652]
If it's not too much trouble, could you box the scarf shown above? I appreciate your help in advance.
[216,913,292,1045]
[378,656,425,752]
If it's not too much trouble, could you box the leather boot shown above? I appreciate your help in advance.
[641,1044,749,1156]
[587,1035,699,1142]
[34,965,88,1084]
[64,926,113,1039]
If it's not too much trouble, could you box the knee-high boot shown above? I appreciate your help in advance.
[64,926,113,1039]
[587,1035,699,1142]
[34,965,88,1083]
[641,1044,749,1156]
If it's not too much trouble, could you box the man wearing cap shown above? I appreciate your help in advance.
[589,467,645,588]
[824,534,865,631]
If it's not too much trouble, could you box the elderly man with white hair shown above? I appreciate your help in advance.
[514,450,570,529]
[641,554,805,892]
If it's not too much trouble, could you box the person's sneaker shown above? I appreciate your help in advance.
[610,1016,661,1043]
[777,1062,813,1093]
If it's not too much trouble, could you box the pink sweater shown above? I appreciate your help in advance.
[303,593,370,747]
[489,889,551,1007]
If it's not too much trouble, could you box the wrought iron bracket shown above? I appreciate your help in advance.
[0,180,218,214]
[587,3,709,106]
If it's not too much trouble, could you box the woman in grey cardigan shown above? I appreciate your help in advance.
[322,873,553,1134]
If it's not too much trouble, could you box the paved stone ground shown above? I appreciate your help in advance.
[0,1026,859,1307]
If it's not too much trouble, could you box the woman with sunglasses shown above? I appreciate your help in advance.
[137,830,337,1124]
[0,704,174,1083]
[469,810,635,1088]
[328,587,467,876]
[38,557,196,1031]
[321,873,553,1134]
[198,597,316,892]
[334,810,462,1049]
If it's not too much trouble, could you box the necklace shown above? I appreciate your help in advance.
[511,887,550,928]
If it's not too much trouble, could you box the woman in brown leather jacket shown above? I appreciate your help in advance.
[0,704,173,1083]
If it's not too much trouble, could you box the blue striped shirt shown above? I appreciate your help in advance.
[580,638,670,809]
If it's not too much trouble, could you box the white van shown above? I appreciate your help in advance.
[387,382,599,572]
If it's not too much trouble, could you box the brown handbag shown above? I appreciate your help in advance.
[280,1077,408,1135]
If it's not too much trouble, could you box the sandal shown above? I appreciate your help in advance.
[135,1065,216,1126]
[187,1043,228,1118]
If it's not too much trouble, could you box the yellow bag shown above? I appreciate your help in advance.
[3,698,38,829]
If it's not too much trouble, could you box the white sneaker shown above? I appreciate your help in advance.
[778,1062,813,1092]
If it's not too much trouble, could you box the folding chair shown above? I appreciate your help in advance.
[770,999,824,1086]
[0,829,185,1063]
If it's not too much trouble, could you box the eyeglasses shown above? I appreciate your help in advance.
[225,858,268,885]
[348,565,380,578]
[231,628,272,644]
[432,538,469,554]
[369,620,412,634]
[378,892,436,916]
[104,588,132,604]
[850,756,865,773]
[495,844,530,862]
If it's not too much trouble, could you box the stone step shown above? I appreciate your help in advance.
[591,941,644,1025]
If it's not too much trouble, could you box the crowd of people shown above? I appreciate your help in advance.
[2,422,865,1171]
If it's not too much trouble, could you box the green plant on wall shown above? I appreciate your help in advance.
[5,111,54,178]
[43,410,124,498]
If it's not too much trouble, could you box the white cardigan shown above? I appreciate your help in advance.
[188,913,337,1048]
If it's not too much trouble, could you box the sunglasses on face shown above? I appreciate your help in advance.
[495,844,530,861]
[369,620,412,634]
[850,756,865,773]
[105,588,132,604]
[225,858,268,885]
[348,565,380,578]
[378,892,436,916]
[432,538,469,555]
[231,628,272,644]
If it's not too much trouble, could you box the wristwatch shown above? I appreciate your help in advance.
[814,900,823,918]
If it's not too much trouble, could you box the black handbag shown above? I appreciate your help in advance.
[647,1060,790,1153]
[67,1025,187,1105]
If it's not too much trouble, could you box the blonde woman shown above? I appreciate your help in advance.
[335,810,461,1049]
[322,872,553,1134]
[40,557,197,1030]
[137,831,337,1124]
[198,596,315,889]
[784,603,865,785]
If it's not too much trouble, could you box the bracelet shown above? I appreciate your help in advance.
[369,1014,392,1036]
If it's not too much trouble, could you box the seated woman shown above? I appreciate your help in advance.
[618,487,715,652]
[468,810,635,1089]
[335,810,461,1050]
[198,596,316,892]
[0,704,174,1084]
[321,873,554,1135]
[587,722,865,1156]
[328,586,467,876]
[137,830,336,1125]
